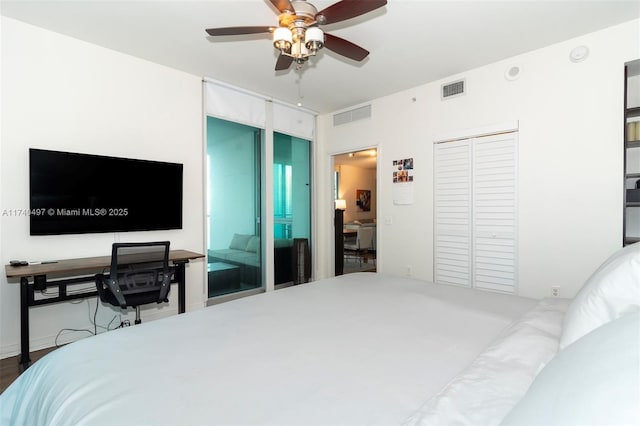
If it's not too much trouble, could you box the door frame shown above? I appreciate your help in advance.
[329,144,380,276]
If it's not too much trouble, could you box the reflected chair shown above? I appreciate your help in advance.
[344,227,374,267]
[95,241,173,325]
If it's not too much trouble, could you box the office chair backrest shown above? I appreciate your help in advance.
[106,241,172,308]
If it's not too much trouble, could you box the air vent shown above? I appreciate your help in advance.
[333,105,372,126]
[441,79,465,99]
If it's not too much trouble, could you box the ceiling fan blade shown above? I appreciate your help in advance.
[275,54,294,71]
[268,0,294,13]
[324,33,370,61]
[206,26,273,36]
[316,0,387,25]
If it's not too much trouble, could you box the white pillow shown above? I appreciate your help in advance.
[403,299,568,426]
[559,242,640,349]
[502,312,640,426]
[228,233,252,251]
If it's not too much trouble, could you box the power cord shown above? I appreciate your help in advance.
[54,296,121,347]
[46,267,125,347]
[54,328,93,347]
[40,285,97,298]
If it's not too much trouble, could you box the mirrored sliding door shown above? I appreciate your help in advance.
[273,132,311,285]
[206,116,263,297]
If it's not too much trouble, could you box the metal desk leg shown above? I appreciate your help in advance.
[19,277,31,371]
[175,261,186,314]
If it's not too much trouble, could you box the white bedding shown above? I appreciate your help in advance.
[1,273,545,425]
[404,298,569,426]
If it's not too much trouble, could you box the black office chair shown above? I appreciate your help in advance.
[95,241,173,325]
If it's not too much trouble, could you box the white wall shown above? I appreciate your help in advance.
[316,19,640,299]
[0,17,204,356]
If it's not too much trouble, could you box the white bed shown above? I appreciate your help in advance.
[1,242,639,426]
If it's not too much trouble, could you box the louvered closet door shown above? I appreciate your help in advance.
[434,132,518,293]
[473,134,517,292]
[434,140,472,287]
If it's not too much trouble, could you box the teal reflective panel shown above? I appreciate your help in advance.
[273,132,311,285]
[206,116,263,298]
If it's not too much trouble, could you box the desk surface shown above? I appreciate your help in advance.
[5,250,204,279]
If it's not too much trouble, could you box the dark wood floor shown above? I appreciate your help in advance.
[0,347,57,394]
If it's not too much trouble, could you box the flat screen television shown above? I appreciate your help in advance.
[29,148,183,235]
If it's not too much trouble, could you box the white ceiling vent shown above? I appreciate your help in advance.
[441,79,465,100]
[333,105,372,126]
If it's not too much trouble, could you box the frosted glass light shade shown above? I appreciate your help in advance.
[305,27,324,50]
[273,27,292,51]
[335,199,346,210]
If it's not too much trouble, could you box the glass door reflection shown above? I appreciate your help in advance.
[206,116,263,298]
[273,132,311,286]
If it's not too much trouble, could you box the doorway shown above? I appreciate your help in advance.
[333,148,378,275]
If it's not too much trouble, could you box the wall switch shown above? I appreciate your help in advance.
[551,286,560,297]
[406,265,412,277]
[384,217,393,225]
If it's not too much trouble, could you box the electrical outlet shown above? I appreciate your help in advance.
[551,286,560,297]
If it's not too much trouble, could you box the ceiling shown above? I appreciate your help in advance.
[1,1,638,113]
[334,148,378,169]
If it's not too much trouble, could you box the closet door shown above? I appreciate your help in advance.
[434,140,472,287]
[434,132,518,293]
[473,133,518,293]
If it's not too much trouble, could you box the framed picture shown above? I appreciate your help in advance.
[356,189,371,211]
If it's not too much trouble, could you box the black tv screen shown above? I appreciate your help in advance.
[29,148,183,235]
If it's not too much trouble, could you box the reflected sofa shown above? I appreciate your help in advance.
[208,234,294,287]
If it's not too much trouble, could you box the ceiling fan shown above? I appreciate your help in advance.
[205,0,387,71]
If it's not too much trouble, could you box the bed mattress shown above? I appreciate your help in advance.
[1,273,544,425]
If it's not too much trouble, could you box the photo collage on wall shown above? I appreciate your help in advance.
[392,158,414,183]
[392,157,415,205]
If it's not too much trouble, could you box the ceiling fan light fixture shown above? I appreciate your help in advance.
[273,27,292,51]
[207,0,389,71]
[291,39,310,60]
[304,27,324,51]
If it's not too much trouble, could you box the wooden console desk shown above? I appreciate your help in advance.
[5,250,204,370]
